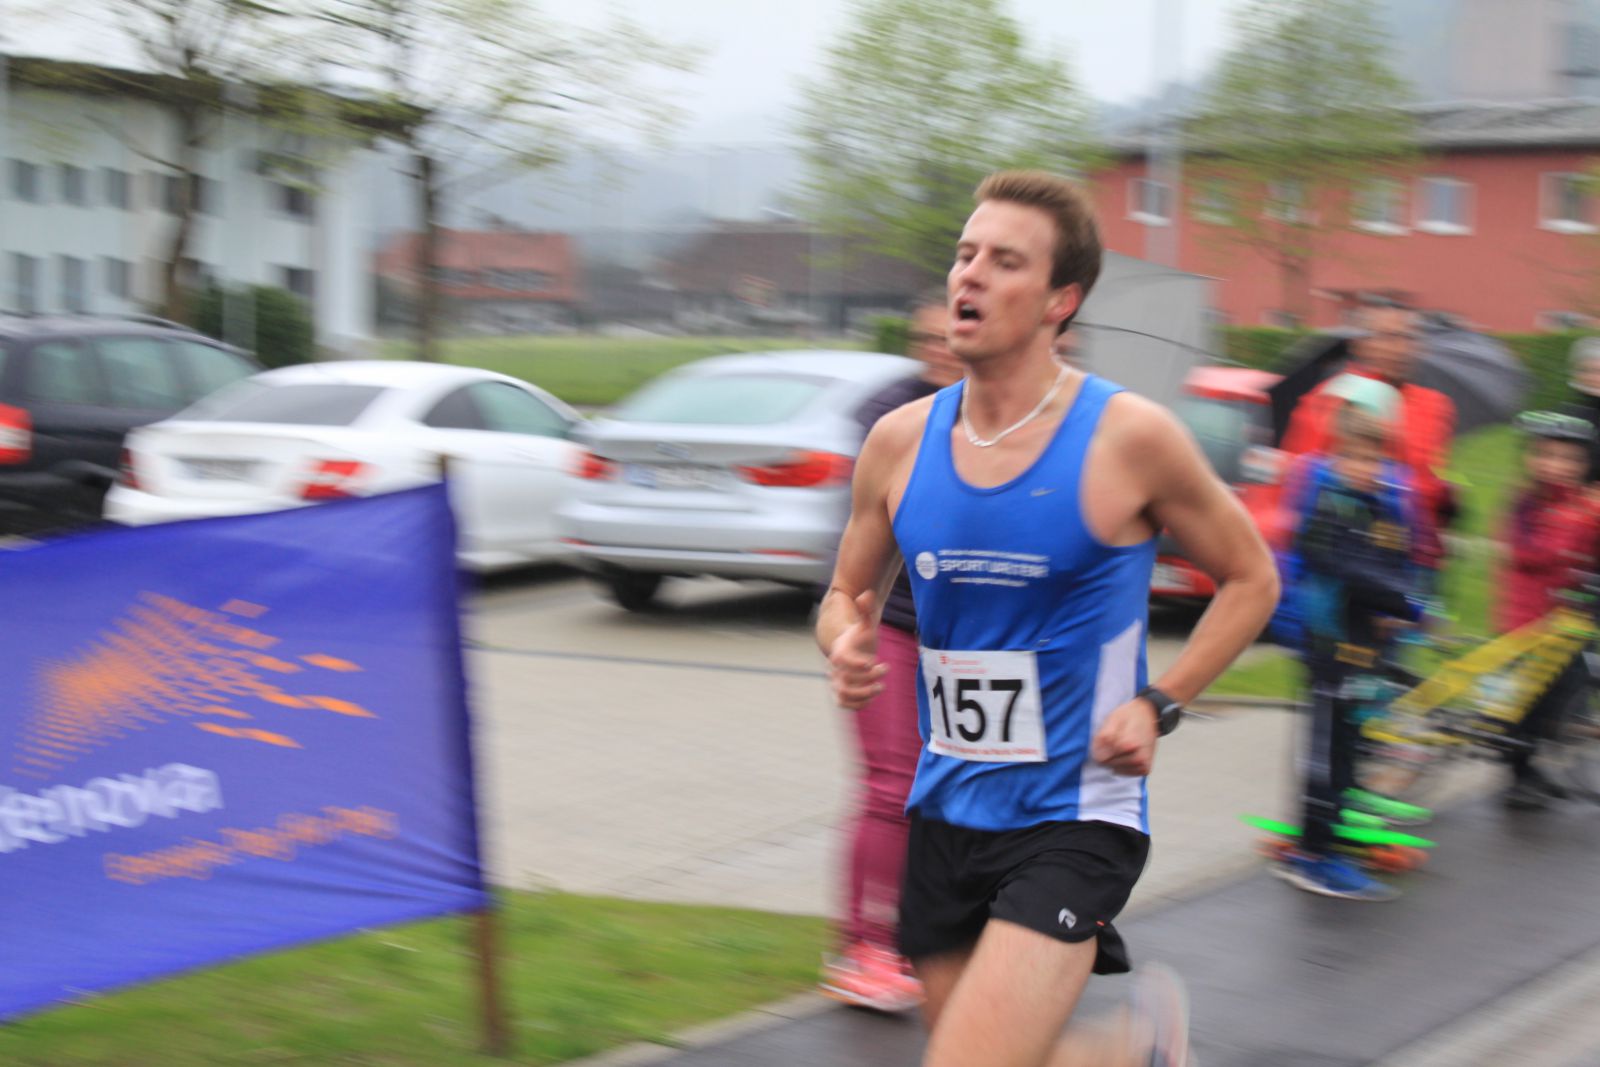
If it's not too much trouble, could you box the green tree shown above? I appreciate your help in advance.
[1188,0,1416,325]
[308,0,695,360]
[15,0,290,323]
[794,0,1097,286]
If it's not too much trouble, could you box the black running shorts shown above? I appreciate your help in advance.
[898,814,1150,975]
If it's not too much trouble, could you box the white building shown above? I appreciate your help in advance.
[0,56,378,356]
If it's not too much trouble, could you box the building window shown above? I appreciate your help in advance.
[1416,176,1473,234]
[10,253,39,312]
[9,160,42,203]
[1540,172,1596,233]
[178,258,215,292]
[1127,178,1171,225]
[103,168,131,210]
[1353,178,1407,234]
[485,269,551,291]
[1537,310,1593,330]
[430,267,474,287]
[277,181,314,220]
[104,257,132,300]
[59,164,88,206]
[1562,23,1600,95]
[280,266,315,302]
[195,175,219,215]
[157,172,182,214]
[1265,180,1307,223]
[156,172,217,215]
[1192,179,1231,224]
[59,256,87,312]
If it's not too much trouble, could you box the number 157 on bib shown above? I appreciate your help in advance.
[918,648,1047,763]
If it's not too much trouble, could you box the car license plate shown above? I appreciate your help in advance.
[181,458,257,481]
[1151,562,1189,593]
[625,463,727,491]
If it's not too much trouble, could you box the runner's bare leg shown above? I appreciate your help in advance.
[914,946,974,1031]
[919,920,1142,1067]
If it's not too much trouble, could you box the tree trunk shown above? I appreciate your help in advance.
[159,109,202,324]
[413,151,442,362]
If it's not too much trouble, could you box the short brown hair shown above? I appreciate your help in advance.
[974,170,1103,325]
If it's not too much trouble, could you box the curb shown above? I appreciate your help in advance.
[1370,942,1600,1067]
[560,992,838,1067]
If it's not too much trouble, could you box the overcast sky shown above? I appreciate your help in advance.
[5,0,1249,146]
[581,0,1245,143]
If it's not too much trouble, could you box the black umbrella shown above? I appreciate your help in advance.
[1265,331,1355,446]
[1264,324,1529,445]
[1409,328,1530,435]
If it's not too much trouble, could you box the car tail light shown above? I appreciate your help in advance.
[117,448,141,490]
[736,451,853,488]
[573,451,617,480]
[0,404,32,465]
[300,459,367,500]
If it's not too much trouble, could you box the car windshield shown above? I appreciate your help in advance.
[1175,395,1268,484]
[610,372,830,425]
[178,382,386,426]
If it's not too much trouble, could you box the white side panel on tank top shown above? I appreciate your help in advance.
[1076,618,1149,832]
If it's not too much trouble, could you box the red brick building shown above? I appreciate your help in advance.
[374,229,581,333]
[1094,100,1600,332]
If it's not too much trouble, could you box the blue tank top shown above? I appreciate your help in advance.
[893,374,1156,833]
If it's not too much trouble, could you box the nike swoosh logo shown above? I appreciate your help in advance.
[1031,487,1057,497]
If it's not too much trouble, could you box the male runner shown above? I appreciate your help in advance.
[817,171,1279,1066]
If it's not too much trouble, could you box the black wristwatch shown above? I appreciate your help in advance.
[1138,685,1183,737]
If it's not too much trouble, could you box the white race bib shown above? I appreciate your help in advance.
[919,647,1047,763]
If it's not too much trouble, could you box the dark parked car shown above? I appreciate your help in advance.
[0,314,260,535]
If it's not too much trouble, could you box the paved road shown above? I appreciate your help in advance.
[613,797,1600,1067]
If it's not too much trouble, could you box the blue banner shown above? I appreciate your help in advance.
[0,485,488,1021]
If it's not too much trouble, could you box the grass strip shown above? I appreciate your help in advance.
[0,891,828,1066]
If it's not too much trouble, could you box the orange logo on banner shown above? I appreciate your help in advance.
[12,593,374,779]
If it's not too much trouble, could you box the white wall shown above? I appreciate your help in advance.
[0,82,376,354]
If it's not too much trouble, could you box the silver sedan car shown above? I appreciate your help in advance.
[556,350,920,610]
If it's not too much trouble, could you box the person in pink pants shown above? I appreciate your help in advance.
[820,293,962,1012]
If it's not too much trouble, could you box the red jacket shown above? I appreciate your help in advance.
[1279,371,1456,568]
[1497,484,1600,634]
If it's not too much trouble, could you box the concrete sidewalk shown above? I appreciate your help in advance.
[467,583,1306,918]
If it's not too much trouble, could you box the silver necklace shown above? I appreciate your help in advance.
[960,363,1071,448]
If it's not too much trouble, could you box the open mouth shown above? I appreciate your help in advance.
[955,300,982,324]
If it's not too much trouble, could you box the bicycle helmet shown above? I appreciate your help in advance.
[1570,336,1600,397]
[1514,409,1596,443]
[1324,372,1401,421]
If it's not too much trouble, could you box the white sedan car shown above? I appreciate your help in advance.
[104,360,583,572]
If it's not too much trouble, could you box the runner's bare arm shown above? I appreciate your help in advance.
[817,410,919,709]
[1091,401,1278,776]
[1141,404,1280,704]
